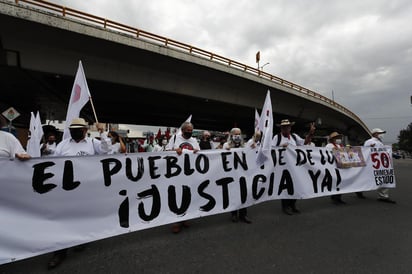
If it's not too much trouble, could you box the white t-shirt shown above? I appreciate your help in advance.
[54,133,111,156]
[152,144,164,152]
[222,141,244,149]
[364,137,384,147]
[166,134,200,151]
[325,143,343,150]
[272,133,305,147]
[0,131,26,158]
[109,142,121,154]
[246,138,260,148]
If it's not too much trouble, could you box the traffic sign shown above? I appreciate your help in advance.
[2,107,20,121]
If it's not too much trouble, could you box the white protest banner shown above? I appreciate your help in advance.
[0,146,395,264]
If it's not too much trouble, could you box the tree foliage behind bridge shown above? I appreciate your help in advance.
[398,122,412,152]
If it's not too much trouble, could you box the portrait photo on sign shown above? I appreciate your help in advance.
[332,146,366,168]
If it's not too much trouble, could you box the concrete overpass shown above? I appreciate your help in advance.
[0,0,371,143]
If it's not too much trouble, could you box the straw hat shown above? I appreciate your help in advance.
[68,118,88,128]
[328,132,342,139]
[276,119,295,127]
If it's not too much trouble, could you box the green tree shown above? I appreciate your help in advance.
[392,143,399,150]
[397,122,412,152]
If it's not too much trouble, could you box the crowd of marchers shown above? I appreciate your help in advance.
[0,115,396,270]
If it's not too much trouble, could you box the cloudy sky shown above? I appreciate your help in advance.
[51,0,412,143]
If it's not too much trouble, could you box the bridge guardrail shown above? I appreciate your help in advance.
[12,0,370,133]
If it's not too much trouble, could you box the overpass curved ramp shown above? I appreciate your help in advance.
[0,0,370,143]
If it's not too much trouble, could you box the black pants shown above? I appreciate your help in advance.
[231,208,247,218]
[331,194,342,201]
[281,199,297,209]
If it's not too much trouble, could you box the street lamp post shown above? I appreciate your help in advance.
[259,62,270,71]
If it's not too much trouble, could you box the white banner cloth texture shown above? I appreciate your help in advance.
[0,146,395,264]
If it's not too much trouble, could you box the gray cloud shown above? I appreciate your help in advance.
[51,0,412,143]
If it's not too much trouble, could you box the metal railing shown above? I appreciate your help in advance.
[12,0,370,132]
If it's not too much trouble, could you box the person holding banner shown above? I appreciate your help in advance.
[364,128,396,204]
[0,130,30,160]
[246,130,261,149]
[0,115,30,160]
[54,118,111,157]
[108,131,126,154]
[199,130,214,150]
[166,121,200,233]
[142,132,158,152]
[154,135,169,152]
[325,131,346,205]
[166,122,200,155]
[47,117,111,269]
[223,128,252,224]
[272,119,315,215]
[216,132,229,149]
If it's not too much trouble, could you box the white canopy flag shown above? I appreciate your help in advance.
[63,61,91,140]
[26,111,43,157]
[254,108,260,133]
[256,90,273,165]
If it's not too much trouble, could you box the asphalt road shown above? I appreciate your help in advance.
[1,159,411,274]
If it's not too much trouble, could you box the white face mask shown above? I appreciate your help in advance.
[335,139,342,145]
[162,140,168,145]
[378,134,385,141]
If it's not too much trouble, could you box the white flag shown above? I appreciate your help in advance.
[256,90,273,165]
[63,61,91,140]
[28,112,35,136]
[26,111,44,157]
[176,114,192,136]
[254,109,261,133]
[34,111,43,141]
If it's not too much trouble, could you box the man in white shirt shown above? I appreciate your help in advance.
[0,130,30,160]
[223,128,252,224]
[48,117,111,269]
[142,132,158,152]
[246,130,261,149]
[166,121,200,233]
[364,128,396,204]
[272,119,315,215]
[166,122,200,154]
[0,115,30,160]
[325,131,346,205]
[54,118,111,156]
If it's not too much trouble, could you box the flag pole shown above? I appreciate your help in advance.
[89,96,99,124]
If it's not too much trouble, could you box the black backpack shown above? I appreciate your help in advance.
[275,133,297,146]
